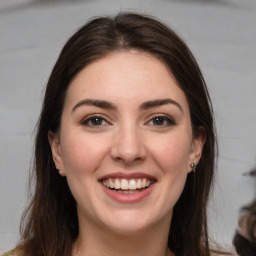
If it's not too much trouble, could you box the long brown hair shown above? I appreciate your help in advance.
[18,12,217,256]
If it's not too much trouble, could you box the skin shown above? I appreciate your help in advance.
[49,50,205,256]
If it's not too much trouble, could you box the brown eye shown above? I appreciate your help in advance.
[90,117,103,126]
[148,116,176,126]
[153,117,165,125]
[82,116,108,127]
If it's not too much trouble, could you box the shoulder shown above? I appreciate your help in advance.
[1,249,23,256]
[211,254,237,256]
[210,250,238,256]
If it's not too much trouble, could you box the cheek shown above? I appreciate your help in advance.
[147,134,192,216]
[148,133,192,174]
[60,132,110,211]
[61,131,109,176]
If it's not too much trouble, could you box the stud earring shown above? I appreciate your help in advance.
[190,163,197,172]
[57,168,61,172]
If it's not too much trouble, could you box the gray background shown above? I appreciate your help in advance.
[0,0,256,253]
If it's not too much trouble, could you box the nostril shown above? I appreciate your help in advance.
[112,153,145,165]
[110,139,146,164]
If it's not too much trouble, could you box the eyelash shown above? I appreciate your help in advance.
[81,114,176,128]
[81,115,110,127]
[147,115,177,127]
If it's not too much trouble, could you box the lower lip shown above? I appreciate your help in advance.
[100,183,156,203]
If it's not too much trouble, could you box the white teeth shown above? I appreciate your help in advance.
[114,179,120,189]
[109,179,114,188]
[136,179,142,189]
[119,190,139,194]
[121,179,129,190]
[102,178,153,190]
[128,179,136,190]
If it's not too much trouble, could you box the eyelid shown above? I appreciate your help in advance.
[81,114,111,127]
[145,114,177,126]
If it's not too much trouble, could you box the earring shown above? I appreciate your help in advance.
[190,163,197,172]
[57,168,61,172]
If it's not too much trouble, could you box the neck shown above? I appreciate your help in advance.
[73,214,174,256]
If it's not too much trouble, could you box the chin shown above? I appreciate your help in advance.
[99,208,164,235]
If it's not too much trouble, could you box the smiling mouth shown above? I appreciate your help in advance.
[101,178,155,194]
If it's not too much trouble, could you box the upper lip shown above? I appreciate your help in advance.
[98,172,157,181]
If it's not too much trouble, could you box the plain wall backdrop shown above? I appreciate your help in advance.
[1,0,256,252]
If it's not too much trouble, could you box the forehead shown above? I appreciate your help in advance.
[64,50,189,111]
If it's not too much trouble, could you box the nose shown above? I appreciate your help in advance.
[110,124,146,165]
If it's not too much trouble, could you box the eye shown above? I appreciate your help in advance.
[81,115,109,127]
[147,115,176,126]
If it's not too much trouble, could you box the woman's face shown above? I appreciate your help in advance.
[49,50,205,235]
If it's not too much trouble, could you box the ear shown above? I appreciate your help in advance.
[188,127,206,173]
[48,131,66,176]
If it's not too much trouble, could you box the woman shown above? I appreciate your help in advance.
[233,200,256,255]
[5,12,228,256]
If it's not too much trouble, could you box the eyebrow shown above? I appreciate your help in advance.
[139,98,183,112]
[72,98,183,112]
[72,99,117,112]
